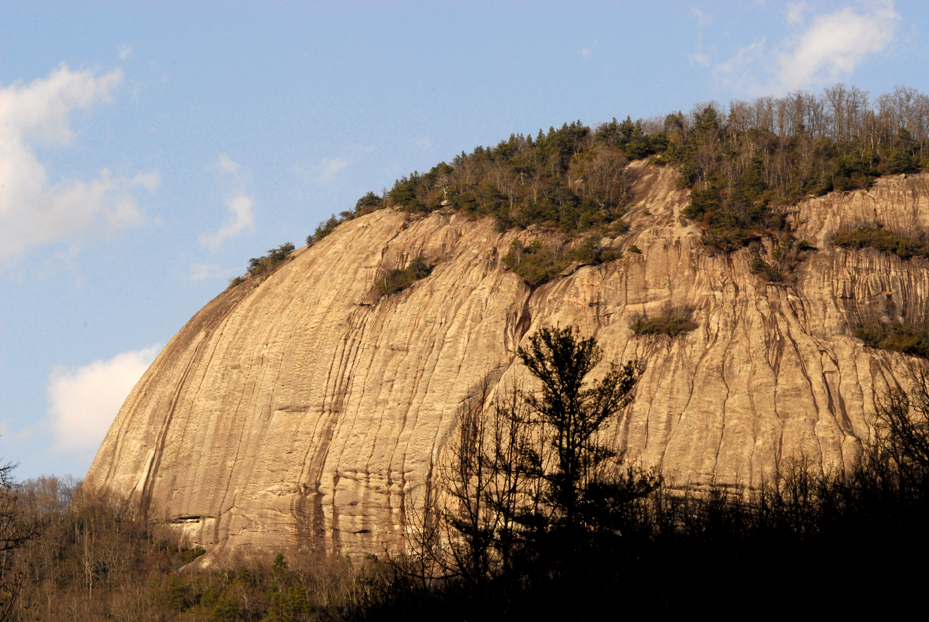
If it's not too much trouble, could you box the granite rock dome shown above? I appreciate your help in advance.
[85,162,929,563]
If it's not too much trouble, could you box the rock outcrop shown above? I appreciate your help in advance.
[84,162,929,563]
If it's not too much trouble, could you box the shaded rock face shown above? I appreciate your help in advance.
[85,163,929,562]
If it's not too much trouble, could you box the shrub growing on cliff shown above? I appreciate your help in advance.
[855,319,929,359]
[247,242,295,278]
[747,236,818,284]
[630,308,697,337]
[354,191,384,216]
[571,235,621,265]
[502,237,621,287]
[749,255,785,282]
[308,211,355,246]
[377,256,433,296]
[502,240,570,287]
[834,225,929,260]
[227,242,296,289]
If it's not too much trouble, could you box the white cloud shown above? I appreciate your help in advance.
[713,39,768,92]
[775,2,898,91]
[580,40,598,58]
[692,8,713,26]
[218,154,240,175]
[0,64,158,263]
[294,147,374,191]
[689,53,711,68]
[199,195,254,251]
[0,421,29,446]
[118,44,133,61]
[189,262,223,281]
[785,2,807,26]
[293,155,351,186]
[318,156,348,182]
[711,1,899,94]
[47,344,161,455]
[198,155,255,252]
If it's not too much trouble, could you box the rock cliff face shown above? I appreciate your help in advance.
[84,163,929,562]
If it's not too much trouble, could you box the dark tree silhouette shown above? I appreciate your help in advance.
[517,326,644,533]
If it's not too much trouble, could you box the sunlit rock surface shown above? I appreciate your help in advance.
[85,163,929,563]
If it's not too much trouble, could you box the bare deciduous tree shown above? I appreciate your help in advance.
[0,462,34,622]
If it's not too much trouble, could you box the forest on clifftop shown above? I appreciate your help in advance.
[308,84,929,256]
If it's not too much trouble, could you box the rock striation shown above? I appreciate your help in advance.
[84,163,929,563]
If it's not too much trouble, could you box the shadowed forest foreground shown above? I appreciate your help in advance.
[3,434,928,620]
[2,330,929,620]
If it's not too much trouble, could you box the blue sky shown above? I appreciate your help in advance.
[1,0,925,480]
